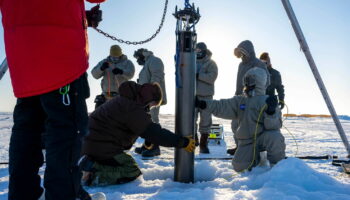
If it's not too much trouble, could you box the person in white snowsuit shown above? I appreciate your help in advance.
[91,45,135,108]
[195,42,218,154]
[196,67,285,172]
[133,48,168,157]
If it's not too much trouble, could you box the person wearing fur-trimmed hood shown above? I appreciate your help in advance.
[133,48,168,157]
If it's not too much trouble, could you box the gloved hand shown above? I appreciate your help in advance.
[183,136,196,153]
[112,68,123,75]
[265,95,278,115]
[279,100,285,110]
[86,4,102,28]
[195,96,207,109]
[100,62,109,71]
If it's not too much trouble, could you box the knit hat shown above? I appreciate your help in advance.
[119,81,163,106]
[259,52,270,63]
[110,45,122,57]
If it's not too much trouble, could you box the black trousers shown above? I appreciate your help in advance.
[8,74,90,200]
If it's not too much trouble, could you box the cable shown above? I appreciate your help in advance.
[282,101,289,123]
[283,124,299,157]
[238,104,267,173]
[282,102,299,157]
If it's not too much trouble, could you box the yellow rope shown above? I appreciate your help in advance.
[283,125,299,157]
[238,104,267,173]
[232,101,299,176]
[282,101,289,123]
[281,103,299,157]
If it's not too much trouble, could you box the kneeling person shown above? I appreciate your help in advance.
[80,81,195,186]
[196,67,285,172]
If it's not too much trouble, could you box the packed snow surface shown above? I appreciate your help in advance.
[0,113,350,199]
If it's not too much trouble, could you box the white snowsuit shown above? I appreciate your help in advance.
[92,55,135,96]
[196,50,218,134]
[205,68,285,171]
[138,50,167,123]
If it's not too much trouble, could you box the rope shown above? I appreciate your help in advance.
[283,124,299,157]
[107,71,111,97]
[282,102,299,157]
[238,104,267,173]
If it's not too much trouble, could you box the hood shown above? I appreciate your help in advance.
[119,81,162,106]
[119,81,141,102]
[142,50,154,60]
[236,40,256,63]
[197,49,212,63]
[243,67,267,96]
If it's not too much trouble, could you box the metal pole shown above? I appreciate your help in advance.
[0,58,8,81]
[281,0,350,156]
[174,3,200,183]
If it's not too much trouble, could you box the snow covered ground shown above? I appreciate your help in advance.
[0,113,350,199]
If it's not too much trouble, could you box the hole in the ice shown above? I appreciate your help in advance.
[141,161,217,182]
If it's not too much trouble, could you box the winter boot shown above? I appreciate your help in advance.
[78,155,96,186]
[78,188,107,200]
[258,151,269,167]
[226,147,237,155]
[142,145,161,157]
[199,133,210,154]
[77,186,92,200]
[134,144,147,154]
[90,192,107,200]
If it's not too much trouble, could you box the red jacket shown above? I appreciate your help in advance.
[0,0,105,98]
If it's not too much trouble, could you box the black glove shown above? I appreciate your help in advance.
[112,68,123,75]
[265,95,278,115]
[86,4,102,28]
[196,73,199,79]
[279,100,285,110]
[195,96,207,109]
[100,62,109,71]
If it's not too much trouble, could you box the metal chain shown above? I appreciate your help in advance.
[94,0,168,45]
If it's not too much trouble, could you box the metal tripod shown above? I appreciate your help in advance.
[281,0,350,157]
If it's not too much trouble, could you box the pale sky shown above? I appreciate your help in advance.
[0,0,349,115]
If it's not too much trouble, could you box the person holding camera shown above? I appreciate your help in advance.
[196,67,285,172]
[80,81,195,186]
[91,45,135,108]
[1,0,105,199]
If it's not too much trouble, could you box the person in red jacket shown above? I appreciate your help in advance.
[0,0,105,200]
